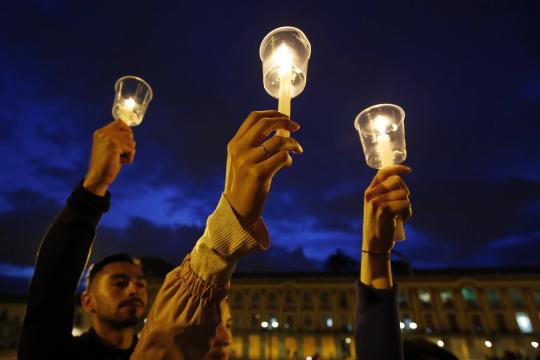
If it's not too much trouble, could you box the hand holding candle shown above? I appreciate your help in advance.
[354,104,408,241]
[259,27,311,137]
[112,75,153,127]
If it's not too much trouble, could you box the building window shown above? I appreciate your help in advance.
[234,314,242,328]
[494,313,507,333]
[251,313,260,328]
[440,289,454,308]
[251,292,259,305]
[304,316,313,329]
[303,291,312,307]
[341,314,353,332]
[471,314,484,333]
[447,313,459,332]
[485,289,502,308]
[509,288,525,308]
[233,291,243,304]
[285,314,294,330]
[285,290,294,306]
[461,287,478,307]
[339,291,349,309]
[321,291,330,307]
[425,314,436,333]
[418,289,432,308]
[515,312,533,333]
[268,292,276,306]
[398,289,408,308]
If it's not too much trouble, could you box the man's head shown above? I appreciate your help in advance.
[81,254,148,329]
[205,299,233,360]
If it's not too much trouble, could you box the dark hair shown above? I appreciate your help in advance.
[86,253,141,289]
[404,338,459,360]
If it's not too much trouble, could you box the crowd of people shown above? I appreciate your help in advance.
[17,113,458,359]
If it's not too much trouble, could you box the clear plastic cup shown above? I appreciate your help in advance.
[354,104,407,169]
[112,75,153,127]
[259,26,311,99]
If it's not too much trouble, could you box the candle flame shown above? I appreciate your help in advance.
[373,115,390,135]
[274,44,293,76]
[122,97,137,111]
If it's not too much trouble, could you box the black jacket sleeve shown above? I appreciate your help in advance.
[355,281,404,360]
[18,183,109,359]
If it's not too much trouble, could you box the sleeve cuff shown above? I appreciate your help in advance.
[190,194,270,287]
[69,181,111,214]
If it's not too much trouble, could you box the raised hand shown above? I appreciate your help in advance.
[83,120,136,196]
[224,111,303,228]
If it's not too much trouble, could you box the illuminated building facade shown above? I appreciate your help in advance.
[227,268,540,359]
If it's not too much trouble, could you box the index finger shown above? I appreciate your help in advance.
[368,165,412,188]
[235,110,287,139]
[110,119,133,132]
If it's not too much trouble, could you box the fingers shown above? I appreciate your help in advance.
[369,165,411,188]
[255,151,293,178]
[366,175,409,201]
[246,136,303,163]
[378,200,411,218]
[235,111,286,139]
[242,116,300,146]
[371,189,408,204]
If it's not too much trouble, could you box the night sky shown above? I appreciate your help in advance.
[1,1,539,285]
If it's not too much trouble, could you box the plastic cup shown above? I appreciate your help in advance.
[112,75,153,127]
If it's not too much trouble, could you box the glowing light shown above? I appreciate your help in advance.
[400,322,405,330]
[326,318,333,328]
[271,321,279,328]
[345,337,351,344]
[409,321,418,330]
[261,321,269,328]
[72,327,83,336]
[122,97,137,111]
[484,340,492,348]
[532,341,539,349]
[274,44,293,76]
[437,340,444,347]
[306,357,312,360]
[373,115,390,135]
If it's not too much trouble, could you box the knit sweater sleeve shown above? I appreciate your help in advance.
[131,194,269,359]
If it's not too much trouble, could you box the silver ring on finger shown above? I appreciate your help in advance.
[258,145,271,158]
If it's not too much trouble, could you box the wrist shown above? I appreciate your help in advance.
[82,178,109,196]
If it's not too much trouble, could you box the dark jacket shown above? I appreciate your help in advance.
[18,184,134,359]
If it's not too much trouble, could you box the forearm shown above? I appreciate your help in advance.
[360,252,393,289]
[19,183,109,358]
[133,194,268,359]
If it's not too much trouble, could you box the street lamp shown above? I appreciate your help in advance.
[261,319,279,359]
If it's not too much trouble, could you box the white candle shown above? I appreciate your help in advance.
[373,115,405,241]
[274,45,293,137]
[115,97,141,127]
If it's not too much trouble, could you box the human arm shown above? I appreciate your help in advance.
[132,111,302,359]
[18,120,135,359]
[355,165,412,360]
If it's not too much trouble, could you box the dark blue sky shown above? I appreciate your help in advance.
[1,0,539,281]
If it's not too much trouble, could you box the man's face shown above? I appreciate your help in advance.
[205,300,233,360]
[84,261,148,329]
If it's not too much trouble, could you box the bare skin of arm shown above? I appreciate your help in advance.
[360,165,412,289]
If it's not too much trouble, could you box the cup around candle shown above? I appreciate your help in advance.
[259,26,311,99]
[354,104,407,169]
[112,75,153,127]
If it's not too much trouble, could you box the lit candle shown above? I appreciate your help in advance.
[373,115,394,167]
[275,44,293,137]
[373,114,405,241]
[114,97,141,127]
